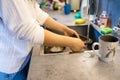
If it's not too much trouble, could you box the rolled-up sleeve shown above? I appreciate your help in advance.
[35,3,49,25]
[0,0,46,45]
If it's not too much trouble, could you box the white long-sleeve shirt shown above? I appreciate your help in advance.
[0,0,48,73]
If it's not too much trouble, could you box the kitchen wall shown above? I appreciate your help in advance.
[95,0,120,27]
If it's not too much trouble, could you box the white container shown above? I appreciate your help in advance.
[80,0,89,19]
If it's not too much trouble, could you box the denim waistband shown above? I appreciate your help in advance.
[0,72,16,80]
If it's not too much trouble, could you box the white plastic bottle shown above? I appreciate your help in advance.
[80,0,89,19]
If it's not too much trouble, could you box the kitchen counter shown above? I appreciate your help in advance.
[27,47,120,80]
[42,8,88,26]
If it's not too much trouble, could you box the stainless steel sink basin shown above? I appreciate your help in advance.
[68,25,88,36]
[44,25,94,55]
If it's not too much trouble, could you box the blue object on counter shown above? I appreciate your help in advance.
[93,28,101,42]
[64,4,71,15]
[74,12,82,19]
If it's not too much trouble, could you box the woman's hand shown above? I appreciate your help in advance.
[69,38,85,52]
[64,28,80,38]
[62,27,86,52]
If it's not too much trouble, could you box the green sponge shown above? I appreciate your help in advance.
[74,12,82,19]
[100,28,112,34]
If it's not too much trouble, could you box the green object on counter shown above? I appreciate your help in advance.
[74,12,81,19]
[41,1,46,7]
[100,28,112,34]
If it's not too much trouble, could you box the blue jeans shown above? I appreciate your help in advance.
[0,50,32,80]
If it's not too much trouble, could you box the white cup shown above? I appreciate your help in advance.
[92,35,119,63]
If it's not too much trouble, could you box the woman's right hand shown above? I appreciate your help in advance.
[69,38,85,52]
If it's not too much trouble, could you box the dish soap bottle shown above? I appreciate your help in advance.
[99,11,109,28]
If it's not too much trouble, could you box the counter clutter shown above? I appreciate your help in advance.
[42,7,88,26]
[27,47,120,80]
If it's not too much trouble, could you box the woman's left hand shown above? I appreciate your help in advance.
[64,28,80,38]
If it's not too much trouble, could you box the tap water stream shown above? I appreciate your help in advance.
[86,0,93,49]
[86,17,93,50]
[87,15,90,42]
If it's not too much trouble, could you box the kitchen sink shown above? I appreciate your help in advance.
[43,25,95,55]
[68,25,88,36]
